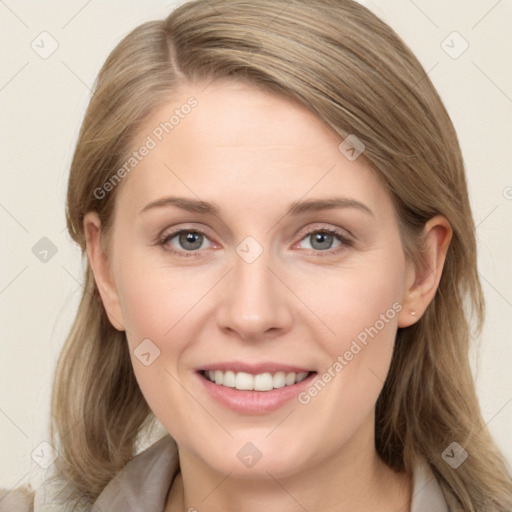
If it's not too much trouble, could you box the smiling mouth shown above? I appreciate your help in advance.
[200,369,316,392]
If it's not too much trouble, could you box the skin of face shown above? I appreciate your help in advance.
[84,80,452,511]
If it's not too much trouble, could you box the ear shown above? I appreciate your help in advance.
[397,215,452,328]
[84,212,125,331]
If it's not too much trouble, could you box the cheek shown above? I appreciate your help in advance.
[114,258,196,435]
[318,254,405,353]
[115,253,193,345]
[305,243,406,412]
[113,252,208,406]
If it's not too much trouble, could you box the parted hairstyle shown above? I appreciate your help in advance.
[47,0,512,510]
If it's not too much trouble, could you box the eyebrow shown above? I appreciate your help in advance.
[139,196,374,217]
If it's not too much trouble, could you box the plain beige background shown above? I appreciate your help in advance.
[1,0,511,492]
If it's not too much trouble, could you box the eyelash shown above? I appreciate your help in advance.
[156,226,353,258]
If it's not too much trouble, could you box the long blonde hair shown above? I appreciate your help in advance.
[50,0,512,509]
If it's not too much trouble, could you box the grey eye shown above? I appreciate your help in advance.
[166,231,209,251]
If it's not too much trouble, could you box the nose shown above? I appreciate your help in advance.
[215,249,294,341]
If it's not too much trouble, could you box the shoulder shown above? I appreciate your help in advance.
[2,435,176,512]
[93,434,179,511]
[2,477,90,512]
[411,460,451,512]
[0,486,34,512]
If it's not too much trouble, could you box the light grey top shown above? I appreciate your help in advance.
[93,435,449,512]
[28,434,449,512]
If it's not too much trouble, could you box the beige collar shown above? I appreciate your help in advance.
[91,434,448,511]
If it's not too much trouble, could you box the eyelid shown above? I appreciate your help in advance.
[157,223,354,256]
[157,224,217,256]
[297,223,353,241]
[292,224,353,255]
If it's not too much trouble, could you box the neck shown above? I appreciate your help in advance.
[166,421,412,512]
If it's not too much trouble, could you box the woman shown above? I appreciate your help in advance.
[7,0,512,510]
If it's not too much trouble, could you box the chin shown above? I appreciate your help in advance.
[186,435,317,480]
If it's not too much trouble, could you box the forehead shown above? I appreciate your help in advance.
[114,80,392,221]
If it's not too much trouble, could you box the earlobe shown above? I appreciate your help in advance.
[83,212,125,331]
[397,215,452,328]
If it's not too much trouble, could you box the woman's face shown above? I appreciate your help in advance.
[91,80,418,478]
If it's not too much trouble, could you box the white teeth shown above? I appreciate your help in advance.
[204,369,311,391]
[285,372,296,386]
[296,371,309,383]
[235,371,253,390]
[254,372,274,391]
[223,370,236,388]
[273,371,286,389]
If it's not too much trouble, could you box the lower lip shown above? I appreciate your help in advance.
[197,371,316,414]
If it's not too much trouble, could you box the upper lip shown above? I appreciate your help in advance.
[197,361,314,375]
